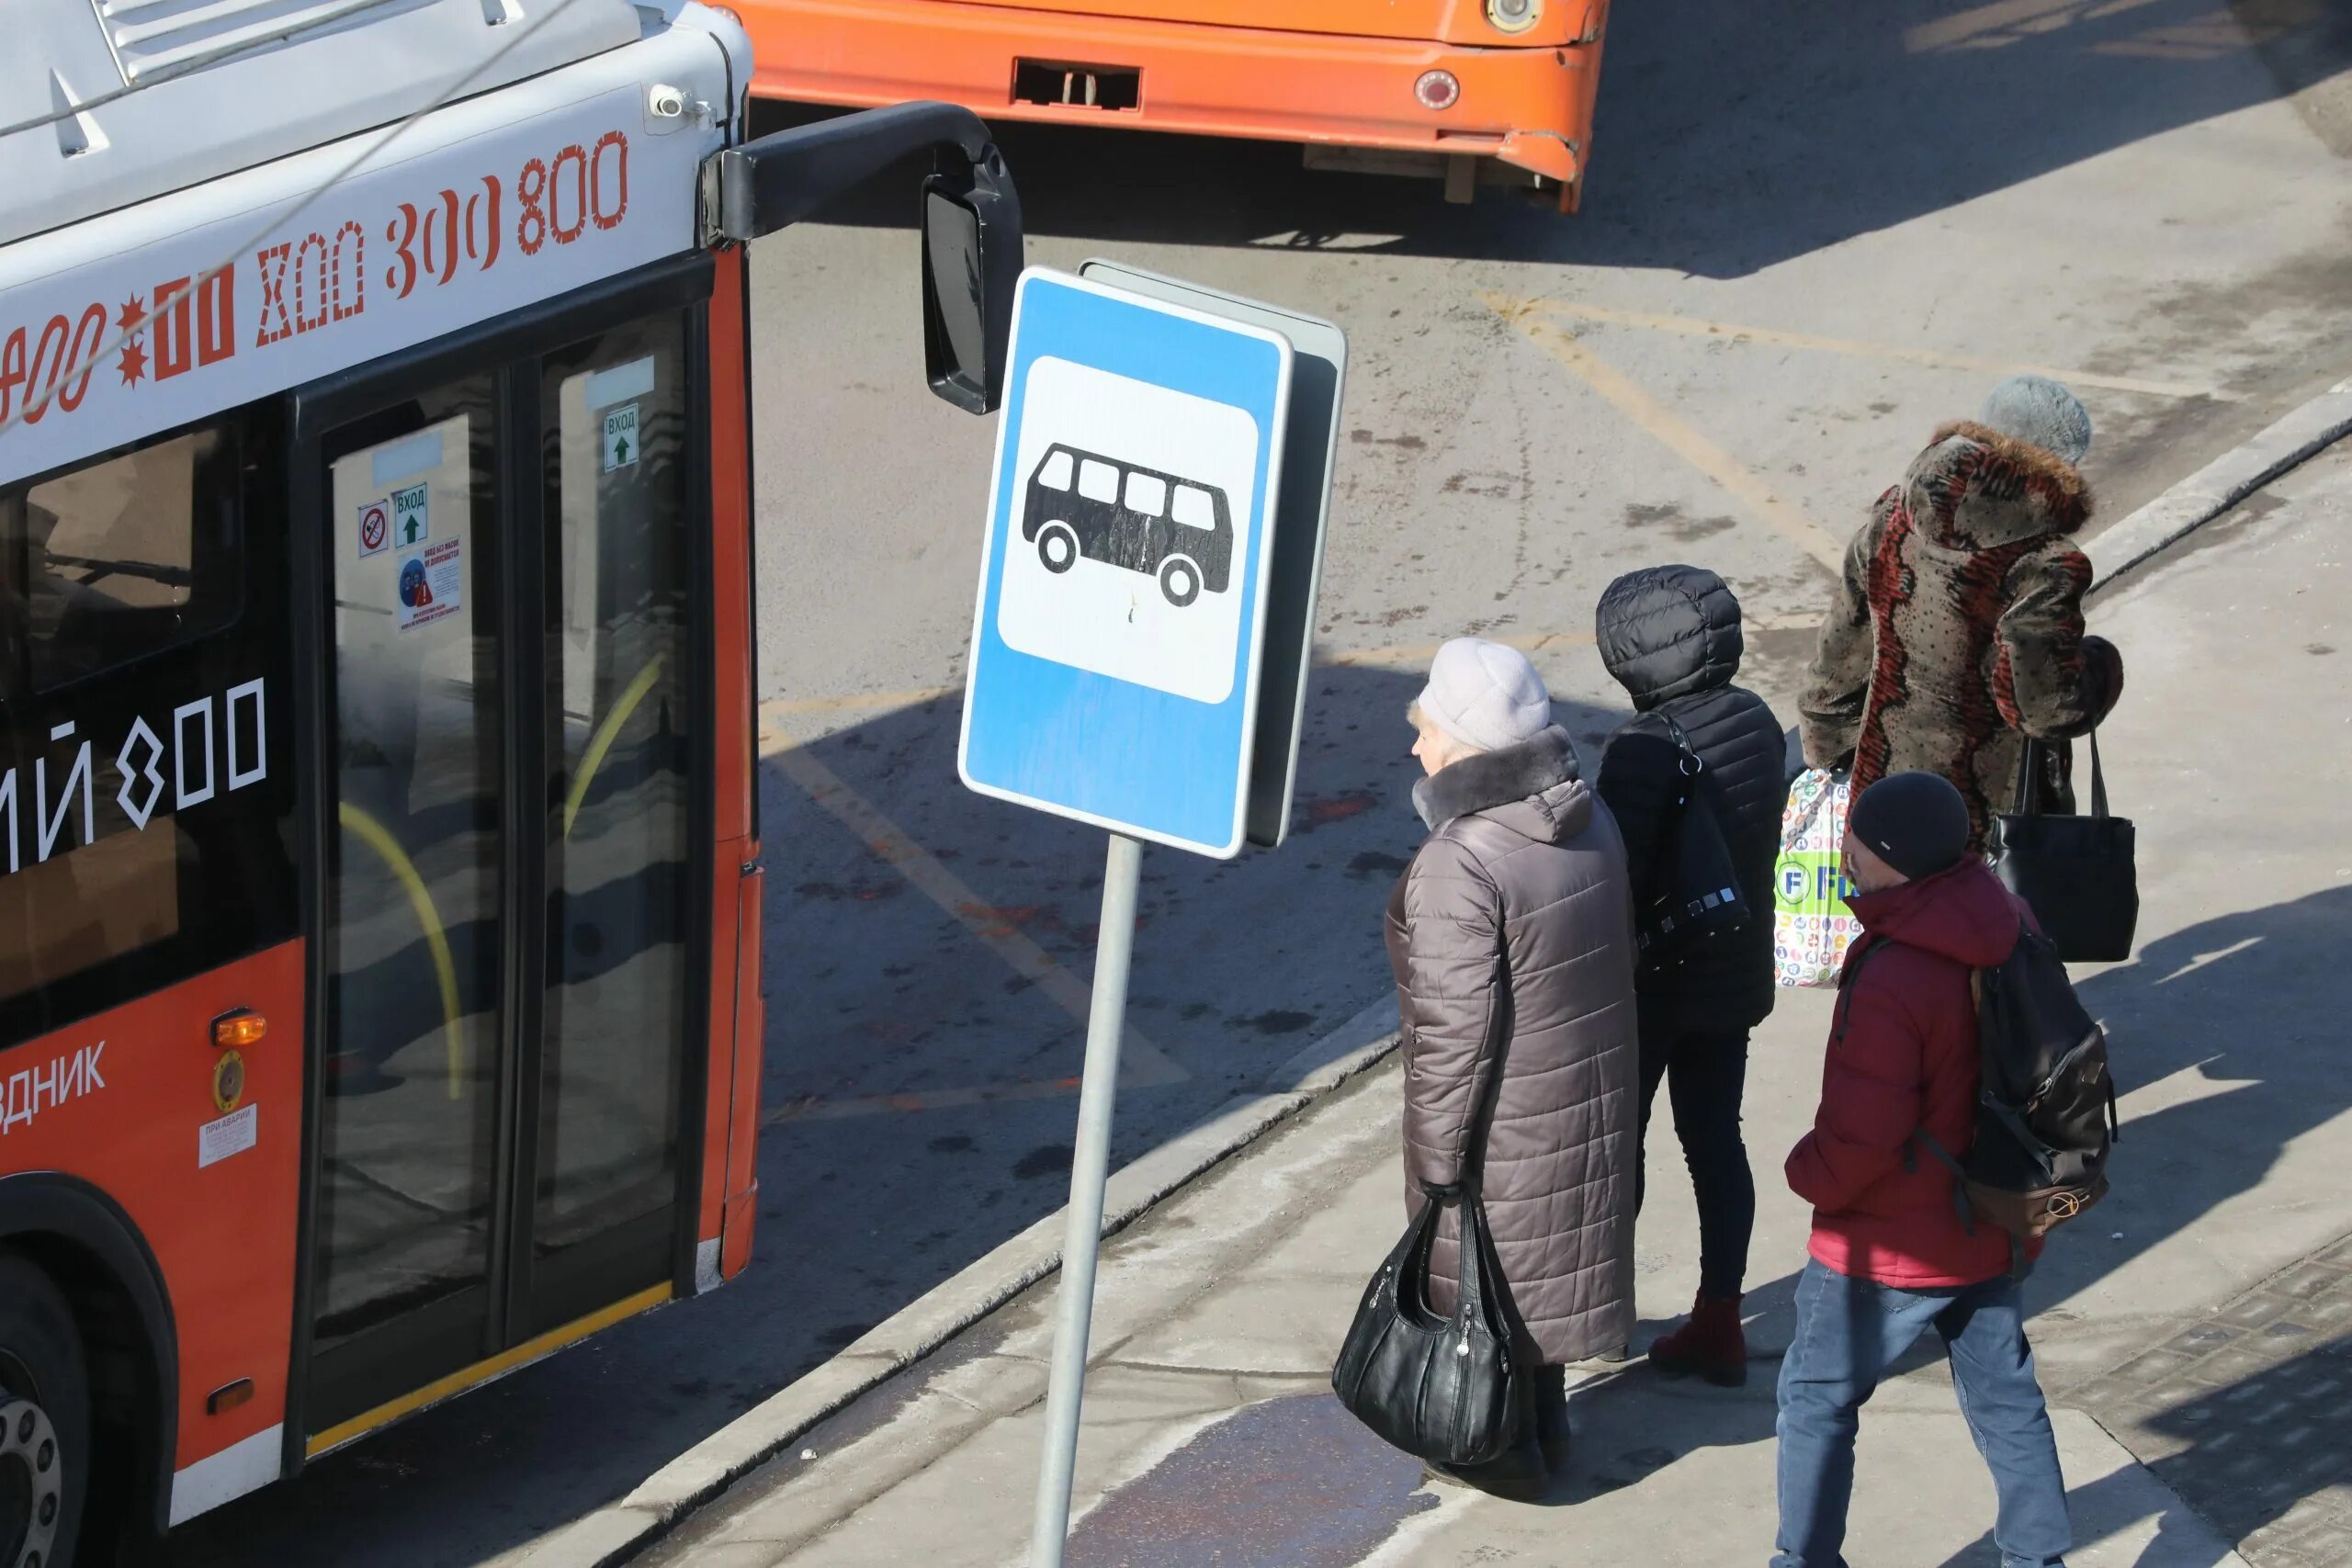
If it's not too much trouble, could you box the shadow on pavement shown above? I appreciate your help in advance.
[2045,883,2352,1309]
[161,659,1636,1566]
[756,0,2350,277]
[161,743,2352,1562]
[1633,884,2352,1559]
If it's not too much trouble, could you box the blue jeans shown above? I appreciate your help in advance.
[1772,1258,2069,1568]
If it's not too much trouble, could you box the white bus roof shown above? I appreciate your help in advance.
[1,4,750,487]
[2,0,659,248]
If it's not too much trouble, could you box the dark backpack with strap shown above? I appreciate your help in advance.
[1916,919,2118,1263]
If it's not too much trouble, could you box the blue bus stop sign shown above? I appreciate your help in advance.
[957,268,1294,859]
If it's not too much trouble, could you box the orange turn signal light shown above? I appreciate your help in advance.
[213,1010,267,1050]
[207,1379,255,1416]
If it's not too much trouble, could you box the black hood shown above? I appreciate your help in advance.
[1594,564,1744,711]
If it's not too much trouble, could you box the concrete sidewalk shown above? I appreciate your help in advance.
[639,445,2352,1568]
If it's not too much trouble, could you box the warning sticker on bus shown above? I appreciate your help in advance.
[198,1104,258,1169]
[397,537,462,631]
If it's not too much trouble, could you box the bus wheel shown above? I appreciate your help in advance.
[0,1257,89,1568]
[1159,556,1202,608]
[1037,524,1079,573]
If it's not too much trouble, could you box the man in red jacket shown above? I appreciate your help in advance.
[1773,772,2070,1568]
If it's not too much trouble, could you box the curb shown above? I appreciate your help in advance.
[516,997,1403,1568]
[2089,375,2352,595]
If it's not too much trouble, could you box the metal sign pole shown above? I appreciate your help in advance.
[1027,830,1144,1567]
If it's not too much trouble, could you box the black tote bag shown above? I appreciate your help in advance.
[1330,1185,1524,1467]
[1634,716,1748,964]
[1986,731,2138,963]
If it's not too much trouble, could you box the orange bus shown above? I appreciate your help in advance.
[739,1,1614,210]
[0,3,1016,1561]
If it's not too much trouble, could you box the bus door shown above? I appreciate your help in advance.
[294,264,712,1446]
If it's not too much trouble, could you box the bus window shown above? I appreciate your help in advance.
[0,418,288,1026]
[317,378,505,1359]
[1036,449,1074,491]
[0,817,180,1010]
[21,427,240,692]
[1171,485,1216,531]
[537,315,693,1288]
[1124,471,1168,517]
[1077,459,1120,504]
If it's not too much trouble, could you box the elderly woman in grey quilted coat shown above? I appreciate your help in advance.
[1385,637,1639,1498]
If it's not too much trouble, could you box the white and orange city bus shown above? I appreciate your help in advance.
[738,1,1615,209]
[0,4,1017,1562]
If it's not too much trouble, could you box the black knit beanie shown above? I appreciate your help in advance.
[1849,772,1971,881]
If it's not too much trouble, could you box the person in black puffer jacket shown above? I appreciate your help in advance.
[1594,564,1788,1387]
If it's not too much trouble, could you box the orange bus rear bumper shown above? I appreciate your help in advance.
[740,0,1600,192]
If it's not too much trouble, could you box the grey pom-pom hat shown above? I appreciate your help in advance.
[1979,375,2091,468]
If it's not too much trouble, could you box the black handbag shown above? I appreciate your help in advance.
[1634,716,1748,964]
[1986,731,2138,963]
[1330,1183,1524,1466]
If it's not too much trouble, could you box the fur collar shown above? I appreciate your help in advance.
[1909,419,2093,546]
[1413,726,1581,830]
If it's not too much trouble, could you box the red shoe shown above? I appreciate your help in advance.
[1646,1295,1747,1387]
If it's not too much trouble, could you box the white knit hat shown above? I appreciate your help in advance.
[1415,638,1553,752]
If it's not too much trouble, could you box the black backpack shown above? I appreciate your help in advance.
[1632,716,1748,965]
[1916,919,2118,1266]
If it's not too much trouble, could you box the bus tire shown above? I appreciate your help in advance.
[1158,555,1201,608]
[1036,524,1079,574]
[0,1254,91,1568]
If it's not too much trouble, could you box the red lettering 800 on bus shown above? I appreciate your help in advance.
[1,129,633,431]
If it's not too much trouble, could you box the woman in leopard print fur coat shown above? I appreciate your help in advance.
[1801,379,2125,851]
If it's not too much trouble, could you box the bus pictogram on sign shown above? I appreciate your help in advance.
[1021,443,1232,608]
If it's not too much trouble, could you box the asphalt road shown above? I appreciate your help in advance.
[164,2,2352,1563]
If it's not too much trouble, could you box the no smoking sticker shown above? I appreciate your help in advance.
[357,497,390,558]
[397,537,463,632]
[603,402,639,472]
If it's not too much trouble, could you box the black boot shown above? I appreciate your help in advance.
[1533,1364,1572,1472]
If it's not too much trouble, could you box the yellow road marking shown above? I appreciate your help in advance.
[765,1074,1084,1124]
[754,636,1604,727]
[1486,294,1848,571]
[1524,299,2237,403]
[754,618,1828,729]
[763,728,1188,1090]
[761,684,957,717]
[755,614,1828,1118]
[1905,0,2160,54]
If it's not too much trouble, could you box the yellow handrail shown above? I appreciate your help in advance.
[561,655,665,841]
[337,800,465,1100]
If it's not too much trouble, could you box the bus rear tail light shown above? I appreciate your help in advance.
[1415,72,1462,112]
[213,1010,267,1050]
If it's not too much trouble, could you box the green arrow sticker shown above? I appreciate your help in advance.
[390,481,428,547]
[603,402,639,474]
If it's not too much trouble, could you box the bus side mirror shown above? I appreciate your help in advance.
[922,158,1022,415]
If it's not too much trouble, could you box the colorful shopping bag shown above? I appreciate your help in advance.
[1773,769,1860,988]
